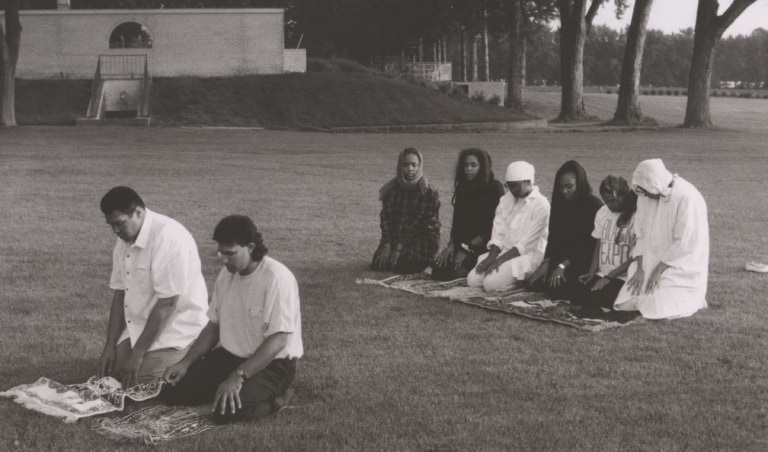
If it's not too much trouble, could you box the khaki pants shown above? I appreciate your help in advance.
[115,339,189,384]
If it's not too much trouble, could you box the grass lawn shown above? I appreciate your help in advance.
[2,120,768,450]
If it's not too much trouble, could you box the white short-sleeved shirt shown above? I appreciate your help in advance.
[591,206,635,280]
[109,209,208,351]
[208,256,303,360]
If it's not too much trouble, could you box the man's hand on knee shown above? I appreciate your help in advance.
[213,374,243,415]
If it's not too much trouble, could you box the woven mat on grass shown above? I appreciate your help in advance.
[92,405,218,445]
[356,274,642,332]
[0,376,162,423]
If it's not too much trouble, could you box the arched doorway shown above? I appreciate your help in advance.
[109,22,153,49]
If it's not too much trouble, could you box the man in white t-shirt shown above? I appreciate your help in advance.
[162,215,303,423]
[97,186,208,388]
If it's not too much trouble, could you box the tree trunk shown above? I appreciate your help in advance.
[1,1,21,128]
[418,37,423,62]
[506,0,526,110]
[482,5,490,81]
[442,35,447,64]
[471,33,479,82]
[556,0,589,122]
[684,0,758,127]
[461,30,467,82]
[613,0,654,124]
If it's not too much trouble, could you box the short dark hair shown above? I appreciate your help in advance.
[213,215,268,261]
[100,186,145,215]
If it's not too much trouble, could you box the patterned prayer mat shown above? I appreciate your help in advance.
[0,376,162,423]
[92,405,217,445]
[356,274,642,332]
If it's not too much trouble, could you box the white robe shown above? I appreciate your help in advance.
[614,176,709,319]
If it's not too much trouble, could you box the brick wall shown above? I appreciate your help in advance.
[3,9,284,79]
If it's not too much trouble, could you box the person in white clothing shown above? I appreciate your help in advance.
[613,159,709,319]
[162,215,302,423]
[467,161,550,292]
[97,186,208,388]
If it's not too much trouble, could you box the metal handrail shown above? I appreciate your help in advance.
[98,54,147,80]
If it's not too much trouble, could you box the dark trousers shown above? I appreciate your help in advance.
[160,347,296,423]
[570,275,625,309]
[431,253,479,281]
[371,248,430,274]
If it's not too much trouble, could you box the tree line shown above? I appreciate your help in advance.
[1,0,763,128]
[483,25,767,89]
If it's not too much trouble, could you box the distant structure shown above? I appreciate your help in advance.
[4,5,305,79]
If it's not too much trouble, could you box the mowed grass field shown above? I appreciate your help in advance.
[526,90,768,130]
[2,105,768,450]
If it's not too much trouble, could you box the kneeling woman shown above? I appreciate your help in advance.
[432,148,504,280]
[527,160,603,298]
[573,175,637,308]
[372,148,441,274]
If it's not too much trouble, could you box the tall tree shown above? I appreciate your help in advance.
[554,0,626,122]
[684,0,759,128]
[1,0,21,128]
[612,0,654,124]
[505,0,557,110]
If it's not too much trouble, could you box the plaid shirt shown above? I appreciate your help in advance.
[379,186,441,262]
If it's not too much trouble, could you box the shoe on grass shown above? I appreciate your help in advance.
[273,388,296,413]
[746,261,768,273]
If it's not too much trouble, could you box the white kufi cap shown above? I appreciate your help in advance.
[505,161,535,182]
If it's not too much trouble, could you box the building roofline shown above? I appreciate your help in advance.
[6,8,284,16]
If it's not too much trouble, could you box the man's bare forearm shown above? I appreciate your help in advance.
[104,290,126,348]
[132,296,178,355]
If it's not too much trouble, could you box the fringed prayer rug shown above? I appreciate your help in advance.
[0,376,162,423]
[356,274,642,332]
[92,405,218,445]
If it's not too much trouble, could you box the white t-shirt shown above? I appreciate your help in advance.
[591,206,635,280]
[208,256,303,360]
[109,209,208,351]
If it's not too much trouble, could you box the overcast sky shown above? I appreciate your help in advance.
[592,0,768,37]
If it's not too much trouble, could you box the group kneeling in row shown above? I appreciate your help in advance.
[371,148,709,320]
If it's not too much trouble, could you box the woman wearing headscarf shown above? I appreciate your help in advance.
[572,175,638,308]
[613,159,709,319]
[372,148,441,274]
[527,160,603,299]
[432,148,504,281]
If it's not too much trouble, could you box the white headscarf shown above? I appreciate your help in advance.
[632,159,676,198]
[505,161,535,182]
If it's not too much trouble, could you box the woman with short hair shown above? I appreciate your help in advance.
[432,148,504,281]
[527,160,603,298]
[372,148,441,274]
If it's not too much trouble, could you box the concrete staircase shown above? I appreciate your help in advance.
[77,55,151,126]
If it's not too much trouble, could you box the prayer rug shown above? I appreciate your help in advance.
[92,405,217,445]
[0,376,162,423]
[356,274,642,332]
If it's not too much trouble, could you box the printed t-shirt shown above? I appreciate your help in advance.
[591,205,635,280]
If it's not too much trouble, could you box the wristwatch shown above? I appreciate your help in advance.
[236,368,247,382]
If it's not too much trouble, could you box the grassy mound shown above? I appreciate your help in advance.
[15,73,535,128]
